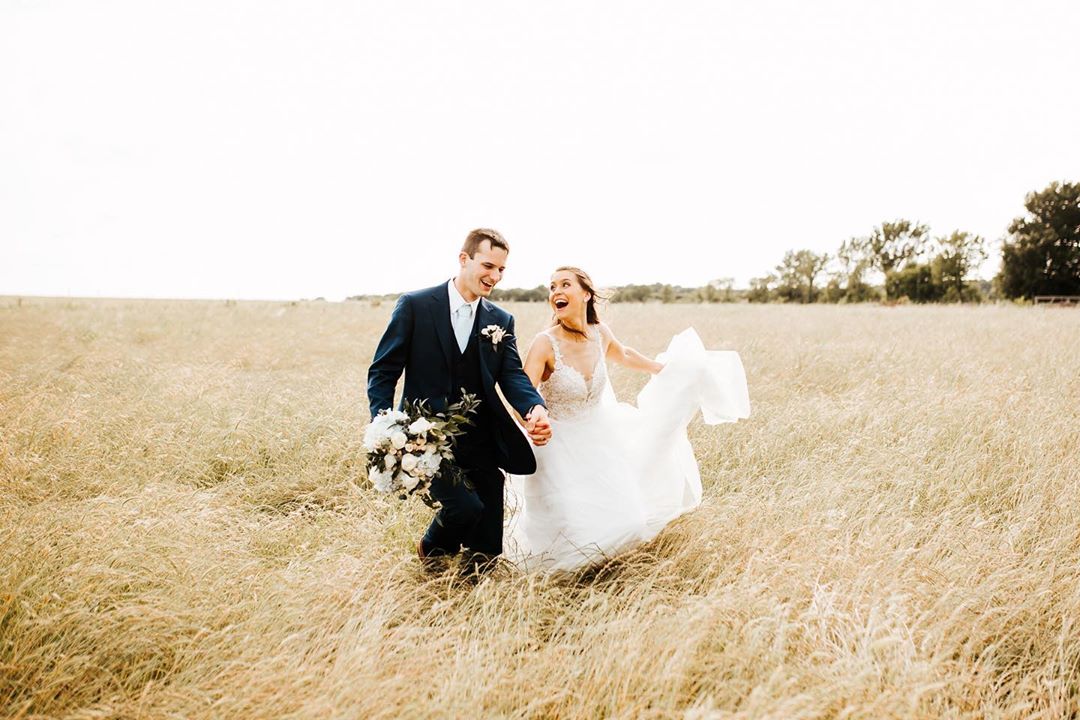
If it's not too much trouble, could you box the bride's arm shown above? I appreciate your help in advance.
[599,323,663,375]
[522,333,555,388]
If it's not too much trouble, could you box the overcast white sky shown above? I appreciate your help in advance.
[2,0,1078,300]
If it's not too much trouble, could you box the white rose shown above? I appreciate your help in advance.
[400,453,419,473]
[419,449,442,476]
[369,466,394,493]
[362,417,392,451]
[383,453,397,469]
[401,472,420,491]
[390,431,408,450]
[408,417,435,435]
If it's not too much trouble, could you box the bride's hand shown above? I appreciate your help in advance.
[525,405,552,446]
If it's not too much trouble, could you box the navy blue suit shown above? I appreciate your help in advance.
[367,281,545,558]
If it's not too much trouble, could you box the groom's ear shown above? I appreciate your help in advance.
[458,251,469,267]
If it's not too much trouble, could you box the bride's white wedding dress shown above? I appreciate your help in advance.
[504,327,751,572]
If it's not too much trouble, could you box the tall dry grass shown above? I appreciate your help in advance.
[1,297,1078,719]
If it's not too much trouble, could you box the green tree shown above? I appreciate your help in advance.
[710,277,736,302]
[821,276,845,303]
[852,220,930,299]
[997,181,1080,299]
[775,249,830,303]
[613,284,652,302]
[836,237,875,302]
[747,274,775,303]
[932,230,987,302]
[698,280,737,303]
[490,285,547,302]
[885,263,941,303]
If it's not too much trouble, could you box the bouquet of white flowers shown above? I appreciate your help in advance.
[363,392,480,507]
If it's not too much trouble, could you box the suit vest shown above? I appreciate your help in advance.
[449,329,496,469]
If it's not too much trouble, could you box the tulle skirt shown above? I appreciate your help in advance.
[504,328,751,572]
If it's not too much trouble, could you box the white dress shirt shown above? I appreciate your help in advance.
[448,279,480,353]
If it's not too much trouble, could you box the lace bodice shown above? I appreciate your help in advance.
[538,328,608,421]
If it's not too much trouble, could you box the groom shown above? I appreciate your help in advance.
[367,228,551,568]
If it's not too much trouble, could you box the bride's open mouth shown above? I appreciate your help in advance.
[553,298,569,310]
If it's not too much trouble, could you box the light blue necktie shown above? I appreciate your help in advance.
[454,303,473,353]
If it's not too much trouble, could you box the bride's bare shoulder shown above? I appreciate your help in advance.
[596,322,625,355]
[529,329,556,354]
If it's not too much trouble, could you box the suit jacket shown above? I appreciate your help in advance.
[366,281,545,475]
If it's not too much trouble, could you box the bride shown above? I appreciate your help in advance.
[503,266,751,572]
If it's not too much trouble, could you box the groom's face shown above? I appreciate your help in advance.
[458,240,508,301]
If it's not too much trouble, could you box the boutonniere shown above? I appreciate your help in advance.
[480,324,511,349]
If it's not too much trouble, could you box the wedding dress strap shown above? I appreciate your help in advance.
[544,327,603,369]
[542,328,565,367]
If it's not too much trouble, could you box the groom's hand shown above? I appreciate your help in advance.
[525,405,552,446]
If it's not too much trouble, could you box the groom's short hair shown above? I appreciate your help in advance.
[462,228,509,257]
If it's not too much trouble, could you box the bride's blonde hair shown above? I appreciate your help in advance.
[551,266,609,337]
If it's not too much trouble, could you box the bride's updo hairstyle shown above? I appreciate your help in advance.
[552,266,610,338]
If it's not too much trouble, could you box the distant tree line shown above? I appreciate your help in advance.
[746,220,989,304]
[488,280,738,304]
[349,181,1078,305]
[746,180,1079,304]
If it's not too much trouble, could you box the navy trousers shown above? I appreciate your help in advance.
[421,465,505,558]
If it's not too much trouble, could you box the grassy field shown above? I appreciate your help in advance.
[1,297,1078,719]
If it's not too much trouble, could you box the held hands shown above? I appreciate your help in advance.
[524,405,552,447]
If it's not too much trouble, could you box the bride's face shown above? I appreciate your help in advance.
[549,270,591,320]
